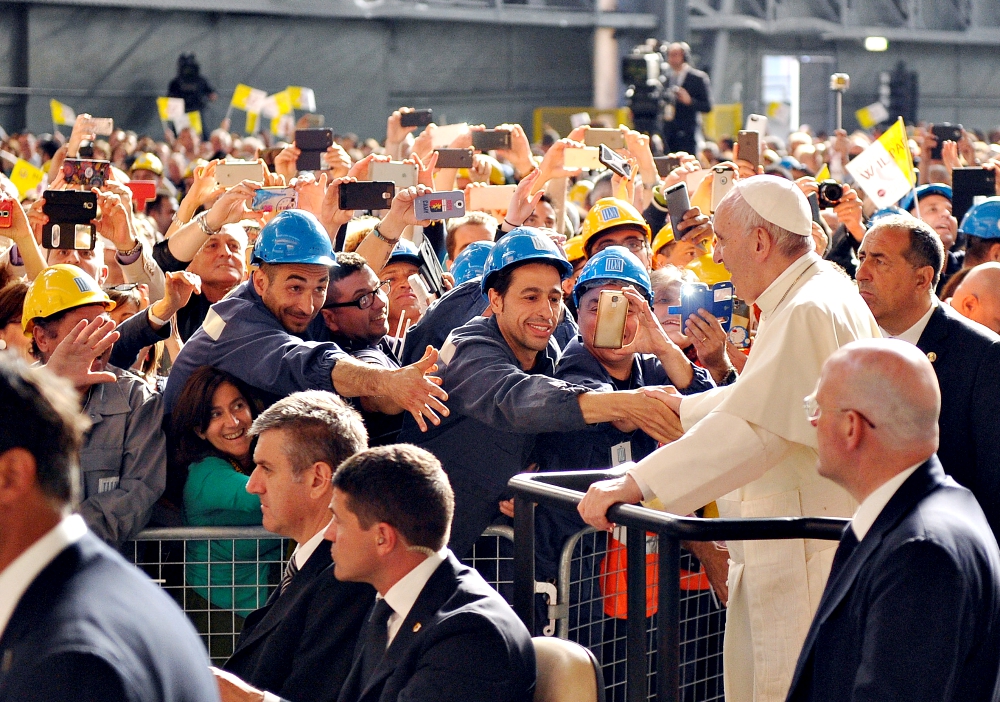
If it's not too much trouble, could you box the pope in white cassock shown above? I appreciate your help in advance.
[579,175,881,702]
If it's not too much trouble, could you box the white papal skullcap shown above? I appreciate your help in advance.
[733,175,812,237]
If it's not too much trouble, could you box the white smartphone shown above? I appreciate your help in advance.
[745,114,768,136]
[711,166,736,213]
[368,161,419,189]
[563,146,602,170]
[467,185,517,211]
[430,123,470,148]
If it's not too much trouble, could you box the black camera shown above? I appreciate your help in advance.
[817,180,844,209]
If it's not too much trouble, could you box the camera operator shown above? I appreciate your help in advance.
[662,42,712,155]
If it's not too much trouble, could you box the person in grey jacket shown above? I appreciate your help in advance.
[24,265,165,548]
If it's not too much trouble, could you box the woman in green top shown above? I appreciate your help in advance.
[171,366,281,626]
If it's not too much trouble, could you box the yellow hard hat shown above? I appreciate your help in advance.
[564,235,586,262]
[184,158,207,179]
[651,223,674,254]
[581,197,651,254]
[22,264,115,335]
[568,180,594,208]
[686,251,732,285]
[131,152,163,176]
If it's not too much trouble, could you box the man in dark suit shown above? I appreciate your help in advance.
[212,391,375,702]
[857,214,1000,539]
[0,356,219,702]
[327,443,535,702]
[662,41,712,155]
[788,339,1000,701]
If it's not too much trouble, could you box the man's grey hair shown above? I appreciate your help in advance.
[249,391,368,478]
[725,190,813,259]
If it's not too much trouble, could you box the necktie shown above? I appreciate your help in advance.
[279,556,299,595]
[827,528,859,583]
[360,599,394,686]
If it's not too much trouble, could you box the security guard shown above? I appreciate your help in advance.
[24,264,165,547]
[164,210,447,431]
[399,228,684,558]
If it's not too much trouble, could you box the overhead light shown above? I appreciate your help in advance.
[865,37,888,52]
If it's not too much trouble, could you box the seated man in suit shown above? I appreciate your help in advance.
[212,391,375,702]
[856,214,1000,540]
[329,443,535,702]
[0,356,219,702]
[787,339,1000,702]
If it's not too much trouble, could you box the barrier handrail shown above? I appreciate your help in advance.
[509,470,850,541]
[130,526,280,540]
[509,468,849,702]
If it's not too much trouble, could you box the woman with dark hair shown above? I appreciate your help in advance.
[170,365,278,660]
[0,282,32,361]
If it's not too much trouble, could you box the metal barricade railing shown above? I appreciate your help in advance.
[124,526,290,665]
[125,524,559,662]
[510,469,849,702]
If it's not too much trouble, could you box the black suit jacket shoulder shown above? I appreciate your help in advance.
[917,302,1000,538]
[224,541,375,702]
[338,552,535,702]
[0,531,219,702]
[786,458,1000,702]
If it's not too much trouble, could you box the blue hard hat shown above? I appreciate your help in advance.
[867,206,908,227]
[451,241,494,286]
[386,239,422,268]
[252,210,335,266]
[573,246,653,306]
[481,227,573,294]
[899,183,952,212]
[959,197,1000,240]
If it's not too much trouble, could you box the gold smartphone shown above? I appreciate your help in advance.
[594,290,629,349]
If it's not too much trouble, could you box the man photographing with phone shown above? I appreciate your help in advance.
[579,175,880,702]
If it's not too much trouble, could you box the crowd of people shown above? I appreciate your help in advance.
[3,45,1000,701]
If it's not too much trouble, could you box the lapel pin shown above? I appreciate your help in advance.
[927,352,937,363]
[412,623,422,632]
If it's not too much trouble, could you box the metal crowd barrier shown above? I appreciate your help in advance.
[510,469,850,702]
[124,524,549,662]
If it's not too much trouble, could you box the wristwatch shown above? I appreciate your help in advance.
[194,211,217,237]
[370,225,398,245]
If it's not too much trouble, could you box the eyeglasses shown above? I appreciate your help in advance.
[594,238,648,255]
[803,393,877,429]
[324,280,389,310]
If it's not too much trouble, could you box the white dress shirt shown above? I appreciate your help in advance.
[851,464,921,541]
[292,527,328,570]
[0,514,87,638]
[880,299,936,346]
[380,548,449,647]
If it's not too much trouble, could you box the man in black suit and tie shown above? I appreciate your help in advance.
[212,391,375,702]
[327,443,535,702]
[787,339,1000,702]
[0,356,219,702]
[857,214,1000,539]
[662,42,712,155]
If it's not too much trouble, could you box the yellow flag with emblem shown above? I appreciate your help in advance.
[845,118,915,209]
[10,159,45,199]
[50,99,76,127]
[287,86,316,112]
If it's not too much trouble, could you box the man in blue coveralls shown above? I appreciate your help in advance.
[399,228,684,558]
[164,191,448,432]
